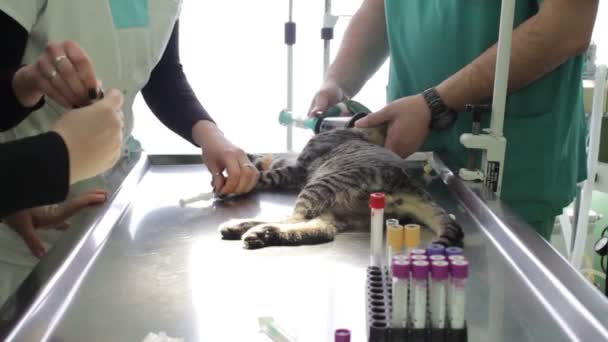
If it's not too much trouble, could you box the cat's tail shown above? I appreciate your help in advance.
[386,192,464,247]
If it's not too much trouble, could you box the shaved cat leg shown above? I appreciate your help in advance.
[386,193,464,247]
[255,165,307,191]
[241,214,338,249]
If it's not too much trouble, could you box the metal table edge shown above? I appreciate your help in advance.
[430,154,608,338]
[0,153,606,340]
[0,154,152,340]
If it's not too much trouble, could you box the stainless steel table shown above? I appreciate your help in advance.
[1,153,607,342]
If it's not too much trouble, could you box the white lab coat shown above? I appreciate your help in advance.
[0,0,182,302]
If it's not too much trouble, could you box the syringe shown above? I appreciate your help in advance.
[178,191,215,207]
[258,317,297,342]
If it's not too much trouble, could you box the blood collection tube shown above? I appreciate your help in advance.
[445,246,464,257]
[430,261,449,329]
[334,329,350,342]
[410,254,428,262]
[409,248,427,257]
[449,260,469,330]
[447,255,466,263]
[429,254,447,262]
[404,224,421,255]
[411,260,429,329]
[427,243,445,256]
[392,253,409,264]
[386,219,404,267]
[369,193,386,266]
[391,259,410,329]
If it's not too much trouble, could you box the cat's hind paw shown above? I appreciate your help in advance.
[242,224,282,249]
[219,219,265,240]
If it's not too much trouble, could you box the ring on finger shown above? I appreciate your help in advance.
[47,69,58,80]
[212,172,222,177]
[54,55,67,67]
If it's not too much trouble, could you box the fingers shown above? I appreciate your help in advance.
[308,95,329,117]
[202,153,225,193]
[64,40,98,92]
[308,81,345,117]
[234,157,259,194]
[35,41,99,108]
[354,109,393,128]
[100,89,125,111]
[18,225,46,259]
[33,60,71,108]
[52,190,107,224]
[220,156,241,194]
[7,211,45,258]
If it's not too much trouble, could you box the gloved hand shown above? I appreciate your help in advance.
[52,89,124,184]
[4,189,107,258]
[12,40,101,109]
[307,80,346,117]
[192,121,259,195]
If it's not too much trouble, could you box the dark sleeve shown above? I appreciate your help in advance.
[141,21,214,146]
[0,9,45,131]
[0,132,70,217]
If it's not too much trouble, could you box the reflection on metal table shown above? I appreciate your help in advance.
[0,153,607,342]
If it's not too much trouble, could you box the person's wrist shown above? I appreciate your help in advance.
[12,66,43,108]
[414,94,432,123]
[192,120,223,147]
[51,128,78,184]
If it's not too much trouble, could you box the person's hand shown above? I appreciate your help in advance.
[4,190,107,258]
[53,89,124,184]
[355,94,431,158]
[192,121,259,195]
[307,80,346,117]
[12,40,99,109]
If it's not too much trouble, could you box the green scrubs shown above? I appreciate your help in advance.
[384,0,588,239]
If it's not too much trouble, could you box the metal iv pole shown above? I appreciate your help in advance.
[459,0,516,196]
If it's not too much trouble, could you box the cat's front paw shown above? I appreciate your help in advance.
[219,219,264,240]
[242,224,281,249]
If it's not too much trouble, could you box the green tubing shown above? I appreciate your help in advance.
[279,100,371,130]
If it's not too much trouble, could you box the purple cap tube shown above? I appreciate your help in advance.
[430,260,450,280]
[335,329,351,342]
[392,259,410,279]
[450,260,469,279]
[412,260,430,280]
[445,246,464,256]
[427,243,445,256]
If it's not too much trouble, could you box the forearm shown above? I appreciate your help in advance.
[325,0,388,98]
[142,21,214,145]
[0,132,69,217]
[436,0,598,112]
[0,10,44,130]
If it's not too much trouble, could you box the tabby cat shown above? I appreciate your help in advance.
[218,124,464,249]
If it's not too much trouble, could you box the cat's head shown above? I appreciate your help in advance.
[352,123,388,146]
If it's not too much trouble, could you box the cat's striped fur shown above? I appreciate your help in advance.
[219,125,464,249]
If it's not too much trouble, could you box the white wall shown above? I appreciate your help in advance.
[132,0,607,155]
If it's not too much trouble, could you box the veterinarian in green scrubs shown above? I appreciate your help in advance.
[309,0,598,239]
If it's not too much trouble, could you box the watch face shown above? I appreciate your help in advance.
[594,236,608,255]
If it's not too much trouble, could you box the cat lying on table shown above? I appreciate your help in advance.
[218,124,463,249]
